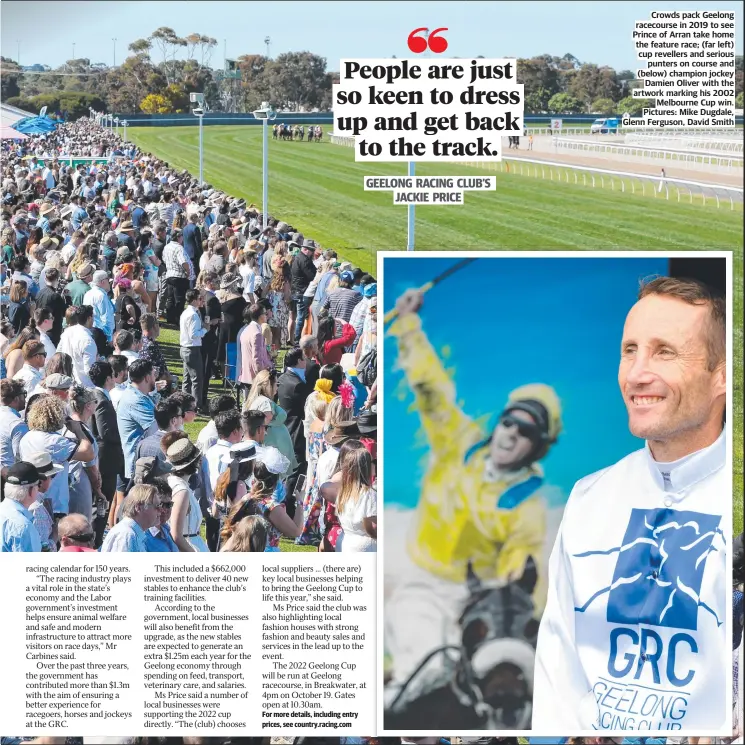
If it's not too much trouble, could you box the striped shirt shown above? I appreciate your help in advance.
[323,287,362,323]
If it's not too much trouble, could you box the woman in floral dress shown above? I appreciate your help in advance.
[296,392,333,546]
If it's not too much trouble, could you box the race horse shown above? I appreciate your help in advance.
[384,557,539,731]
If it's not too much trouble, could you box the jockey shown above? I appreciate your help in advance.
[384,287,561,704]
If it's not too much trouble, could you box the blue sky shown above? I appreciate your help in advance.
[382,256,669,509]
[2,1,742,72]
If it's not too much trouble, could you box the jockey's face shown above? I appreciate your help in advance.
[489,409,538,468]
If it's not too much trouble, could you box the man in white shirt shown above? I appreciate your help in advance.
[164,229,191,325]
[12,340,47,396]
[57,305,98,388]
[179,289,208,413]
[534,276,729,733]
[204,410,243,490]
[83,270,115,341]
[36,309,57,367]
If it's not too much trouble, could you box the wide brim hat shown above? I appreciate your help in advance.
[356,411,377,435]
[166,439,202,472]
[325,421,361,447]
[219,441,261,468]
[39,203,56,216]
[119,220,135,232]
[25,451,64,478]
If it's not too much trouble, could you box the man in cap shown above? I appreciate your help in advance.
[64,262,95,307]
[38,373,74,403]
[384,287,562,706]
[0,462,43,552]
[323,269,362,324]
[24,451,65,551]
[83,271,115,341]
[290,240,318,343]
[534,277,728,732]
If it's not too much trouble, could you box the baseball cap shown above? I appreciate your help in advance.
[6,462,41,486]
[44,373,74,391]
[340,270,354,283]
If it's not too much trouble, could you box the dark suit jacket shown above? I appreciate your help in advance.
[305,359,320,393]
[90,389,124,476]
[278,369,310,463]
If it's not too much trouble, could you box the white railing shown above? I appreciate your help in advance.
[467,157,743,209]
[552,137,743,170]
[326,134,742,209]
[624,133,744,153]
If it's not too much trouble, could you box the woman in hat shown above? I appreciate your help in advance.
[304,391,357,550]
[165,438,209,552]
[217,272,247,378]
[244,369,297,477]
[221,450,303,551]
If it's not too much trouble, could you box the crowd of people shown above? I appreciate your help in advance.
[1,117,378,555]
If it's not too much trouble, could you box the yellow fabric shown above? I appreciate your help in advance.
[389,312,548,610]
[314,378,335,403]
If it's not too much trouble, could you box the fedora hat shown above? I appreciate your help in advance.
[325,421,361,447]
[119,220,135,232]
[39,203,56,217]
[166,439,202,472]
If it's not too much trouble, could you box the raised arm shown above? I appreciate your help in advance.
[387,289,480,458]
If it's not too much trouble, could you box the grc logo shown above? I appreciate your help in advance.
[574,507,724,630]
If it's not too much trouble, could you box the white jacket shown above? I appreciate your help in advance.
[57,325,98,388]
[533,428,730,734]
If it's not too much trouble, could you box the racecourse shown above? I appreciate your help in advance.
[127,126,743,267]
[128,124,744,531]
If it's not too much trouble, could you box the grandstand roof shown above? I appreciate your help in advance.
[1,102,35,127]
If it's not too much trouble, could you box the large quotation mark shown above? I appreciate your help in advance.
[407,27,449,54]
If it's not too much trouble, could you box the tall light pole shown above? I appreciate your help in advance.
[264,36,271,59]
[191,92,207,185]
[114,117,120,137]
[252,102,277,230]
[112,38,117,67]
[122,120,128,142]
[16,40,20,66]
[72,42,76,60]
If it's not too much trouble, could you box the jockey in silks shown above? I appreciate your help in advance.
[384,288,562,706]
[299,125,304,141]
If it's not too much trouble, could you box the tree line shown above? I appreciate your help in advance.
[1,28,743,118]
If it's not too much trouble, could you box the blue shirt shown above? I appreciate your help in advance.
[100,517,147,552]
[19,430,77,515]
[145,523,179,552]
[71,206,88,230]
[116,386,157,478]
[83,285,115,340]
[0,498,42,552]
[0,406,29,470]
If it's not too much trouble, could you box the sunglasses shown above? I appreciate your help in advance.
[499,413,542,440]
[66,532,94,543]
[160,501,173,508]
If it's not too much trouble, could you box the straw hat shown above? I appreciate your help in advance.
[166,439,202,472]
